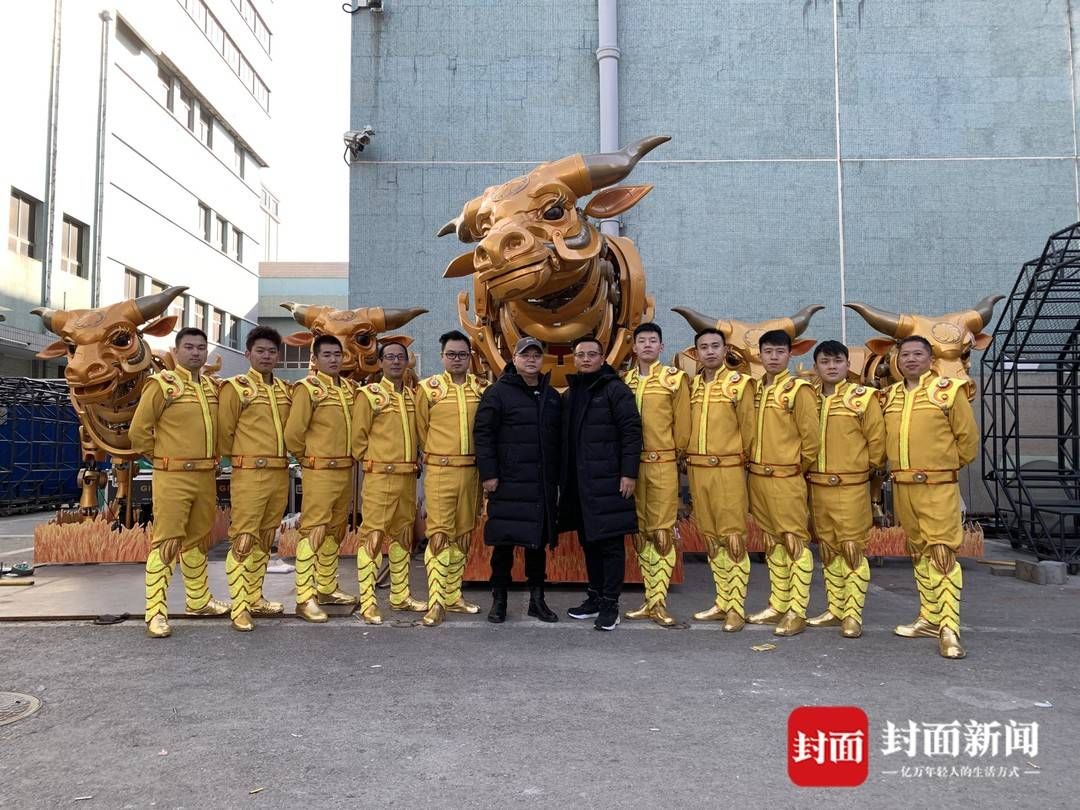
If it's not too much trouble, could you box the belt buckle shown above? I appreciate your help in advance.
[255,457,267,469]
[328,459,338,468]
[827,474,840,486]
[763,465,774,476]
[708,456,719,466]
[385,464,395,473]
[648,452,658,461]
[913,471,927,483]
[439,457,449,466]
[183,461,195,471]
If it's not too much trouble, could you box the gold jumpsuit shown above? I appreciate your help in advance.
[284,371,357,621]
[352,378,422,624]
[129,365,225,635]
[622,361,691,625]
[415,372,489,626]
[747,369,820,635]
[882,371,978,658]
[687,369,755,629]
[217,368,292,629]
[806,381,886,637]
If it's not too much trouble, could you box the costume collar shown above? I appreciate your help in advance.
[316,370,342,387]
[248,366,275,386]
[764,368,791,388]
[173,364,199,384]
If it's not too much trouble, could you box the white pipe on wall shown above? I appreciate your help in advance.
[596,0,620,237]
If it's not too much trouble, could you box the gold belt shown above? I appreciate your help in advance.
[153,457,216,472]
[362,460,420,475]
[685,452,744,468]
[806,470,870,487]
[231,455,289,470]
[640,449,678,463]
[747,461,802,478]
[424,454,476,468]
[891,469,958,485]
[301,456,353,470]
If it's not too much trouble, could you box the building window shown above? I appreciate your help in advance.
[179,87,195,130]
[233,227,243,262]
[60,216,88,278]
[157,64,174,111]
[191,0,207,29]
[254,77,269,111]
[198,202,211,241]
[160,282,185,326]
[180,0,270,110]
[211,308,225,344]
[279,344,311,370]
[204,12,224,52]
[234,142,246,178]
[8,189,38,258]
[193,299,207,332]
[198,108,213,148]
[217,215,228,251]
[124,268,141,300]
[222,36,240,73]
[226,315,240,350]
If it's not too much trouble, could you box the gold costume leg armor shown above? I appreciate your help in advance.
[894,549,941,639]
[144,537,180,636]
[720,534,749,631]
[925,545,965,659]
[625,533,654,620]
[649,530,677,626]
[749,533,791,624]
[294,528,328,623]
[388,528,426,612]
[250,529,284,617]
[226,532,260,631]
[357,530,386,625]
[776,533,811,636]
[839,541,870,638]
[807,544,844,628]
[180,537,229,616]
[694,535,727,621]
[422,533,450,627]
[445,534,479,614]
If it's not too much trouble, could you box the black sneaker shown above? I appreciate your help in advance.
[567,590,601,620]
[594,599,620,631]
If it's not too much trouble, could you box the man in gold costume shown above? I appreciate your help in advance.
[284,335,358,623]
[415,330,488,627]
[622,322,690,626]
[217,326,292,632]
[130,327,228,638]
[805,340,886,639]
[352,339,425,625]
[883,335,978,659]
[746,329,820,637]
[686,328,755,632]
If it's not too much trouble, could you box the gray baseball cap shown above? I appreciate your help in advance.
[513,336,544,354]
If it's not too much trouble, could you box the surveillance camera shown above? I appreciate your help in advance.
[343,127,376,163]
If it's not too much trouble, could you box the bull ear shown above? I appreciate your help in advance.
[443,251,477,279]
[583,184,653,219]
[972,332,993,351]
[380,333,414,348]
[141,316,177,337]
[866,337,896,356]
[283,331,314,347]
[37,339,69,359]
[790,339,816,357]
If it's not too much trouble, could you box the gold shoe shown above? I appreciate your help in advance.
[231,610,254,632]
[774,611,807,637]
[747,605,784,625]
[722,610,746,633]
[295,599,329,623]
[360,604,383,625]
[693,603,726,622]
[146,616,171,638]
[389,596,428,613]
[422,603,446,627]
[446,597,480,614]
[317,589,358,606]
[187,597,230,617]
[651,604,677,627]
[624,601,652,620]
[938,628,966,659]
[251,597,284,617]
[806,609,842,628]
[841,617,862,638]
[894,615,940,638]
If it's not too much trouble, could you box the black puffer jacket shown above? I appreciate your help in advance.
[559,364,642,541]
[474,364,562,549]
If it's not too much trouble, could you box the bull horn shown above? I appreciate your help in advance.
[436,218,458,238]
[31,307,57,333]
[672,306,718,334]
[971,294,1004,329]
[583,135,670,190]
[280,301,311,327]
[134,285,188,322]
[844,301,902,337]
[790,304,825,336]
[381,307,428,330]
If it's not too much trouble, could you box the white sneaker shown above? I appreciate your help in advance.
[266,557,295,574]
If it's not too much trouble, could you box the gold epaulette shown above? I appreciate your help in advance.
[299,375,330,403]
[658,366,686,393]
[421,375,448,403]
[842,384,876,415]
[227,372,259,407]
[776,376,812,410]
[152,370,185,404]
[719,370,751,402]
[928,376,965,410]
[360,382,392,412]
[881,381,903,411]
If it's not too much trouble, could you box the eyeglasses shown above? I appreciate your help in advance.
[573,351,602,359]
[442,351,470,360]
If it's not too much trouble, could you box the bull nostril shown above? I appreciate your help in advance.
[475,246,490,263]
[505,235,524,251]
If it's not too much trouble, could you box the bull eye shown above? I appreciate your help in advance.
[543,204,565,221]
[355,334,371,346]
[111,332,132,348]
[66,342,76,356]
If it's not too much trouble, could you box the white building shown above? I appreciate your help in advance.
[1,0,274,376]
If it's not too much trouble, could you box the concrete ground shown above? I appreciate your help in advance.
[1,511,1077,808]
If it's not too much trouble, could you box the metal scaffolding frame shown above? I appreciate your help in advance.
[981,222,1080,572]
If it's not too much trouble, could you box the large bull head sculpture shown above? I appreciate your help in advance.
[672,304,824,378]
[280,303,427,382]
[438,135,669,387]
[32,286,185,520]
[845,295,1003,397]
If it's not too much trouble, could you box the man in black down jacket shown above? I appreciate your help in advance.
[474,337,562,623]
[560,336,643,630]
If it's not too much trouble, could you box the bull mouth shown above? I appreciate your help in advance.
[475,250,552,283]
[70,378,120,402]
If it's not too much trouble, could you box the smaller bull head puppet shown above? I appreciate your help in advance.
[844,295,1003,398]
[281,303,427,382]
[672,304,824,379]
[437,135,669,387]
